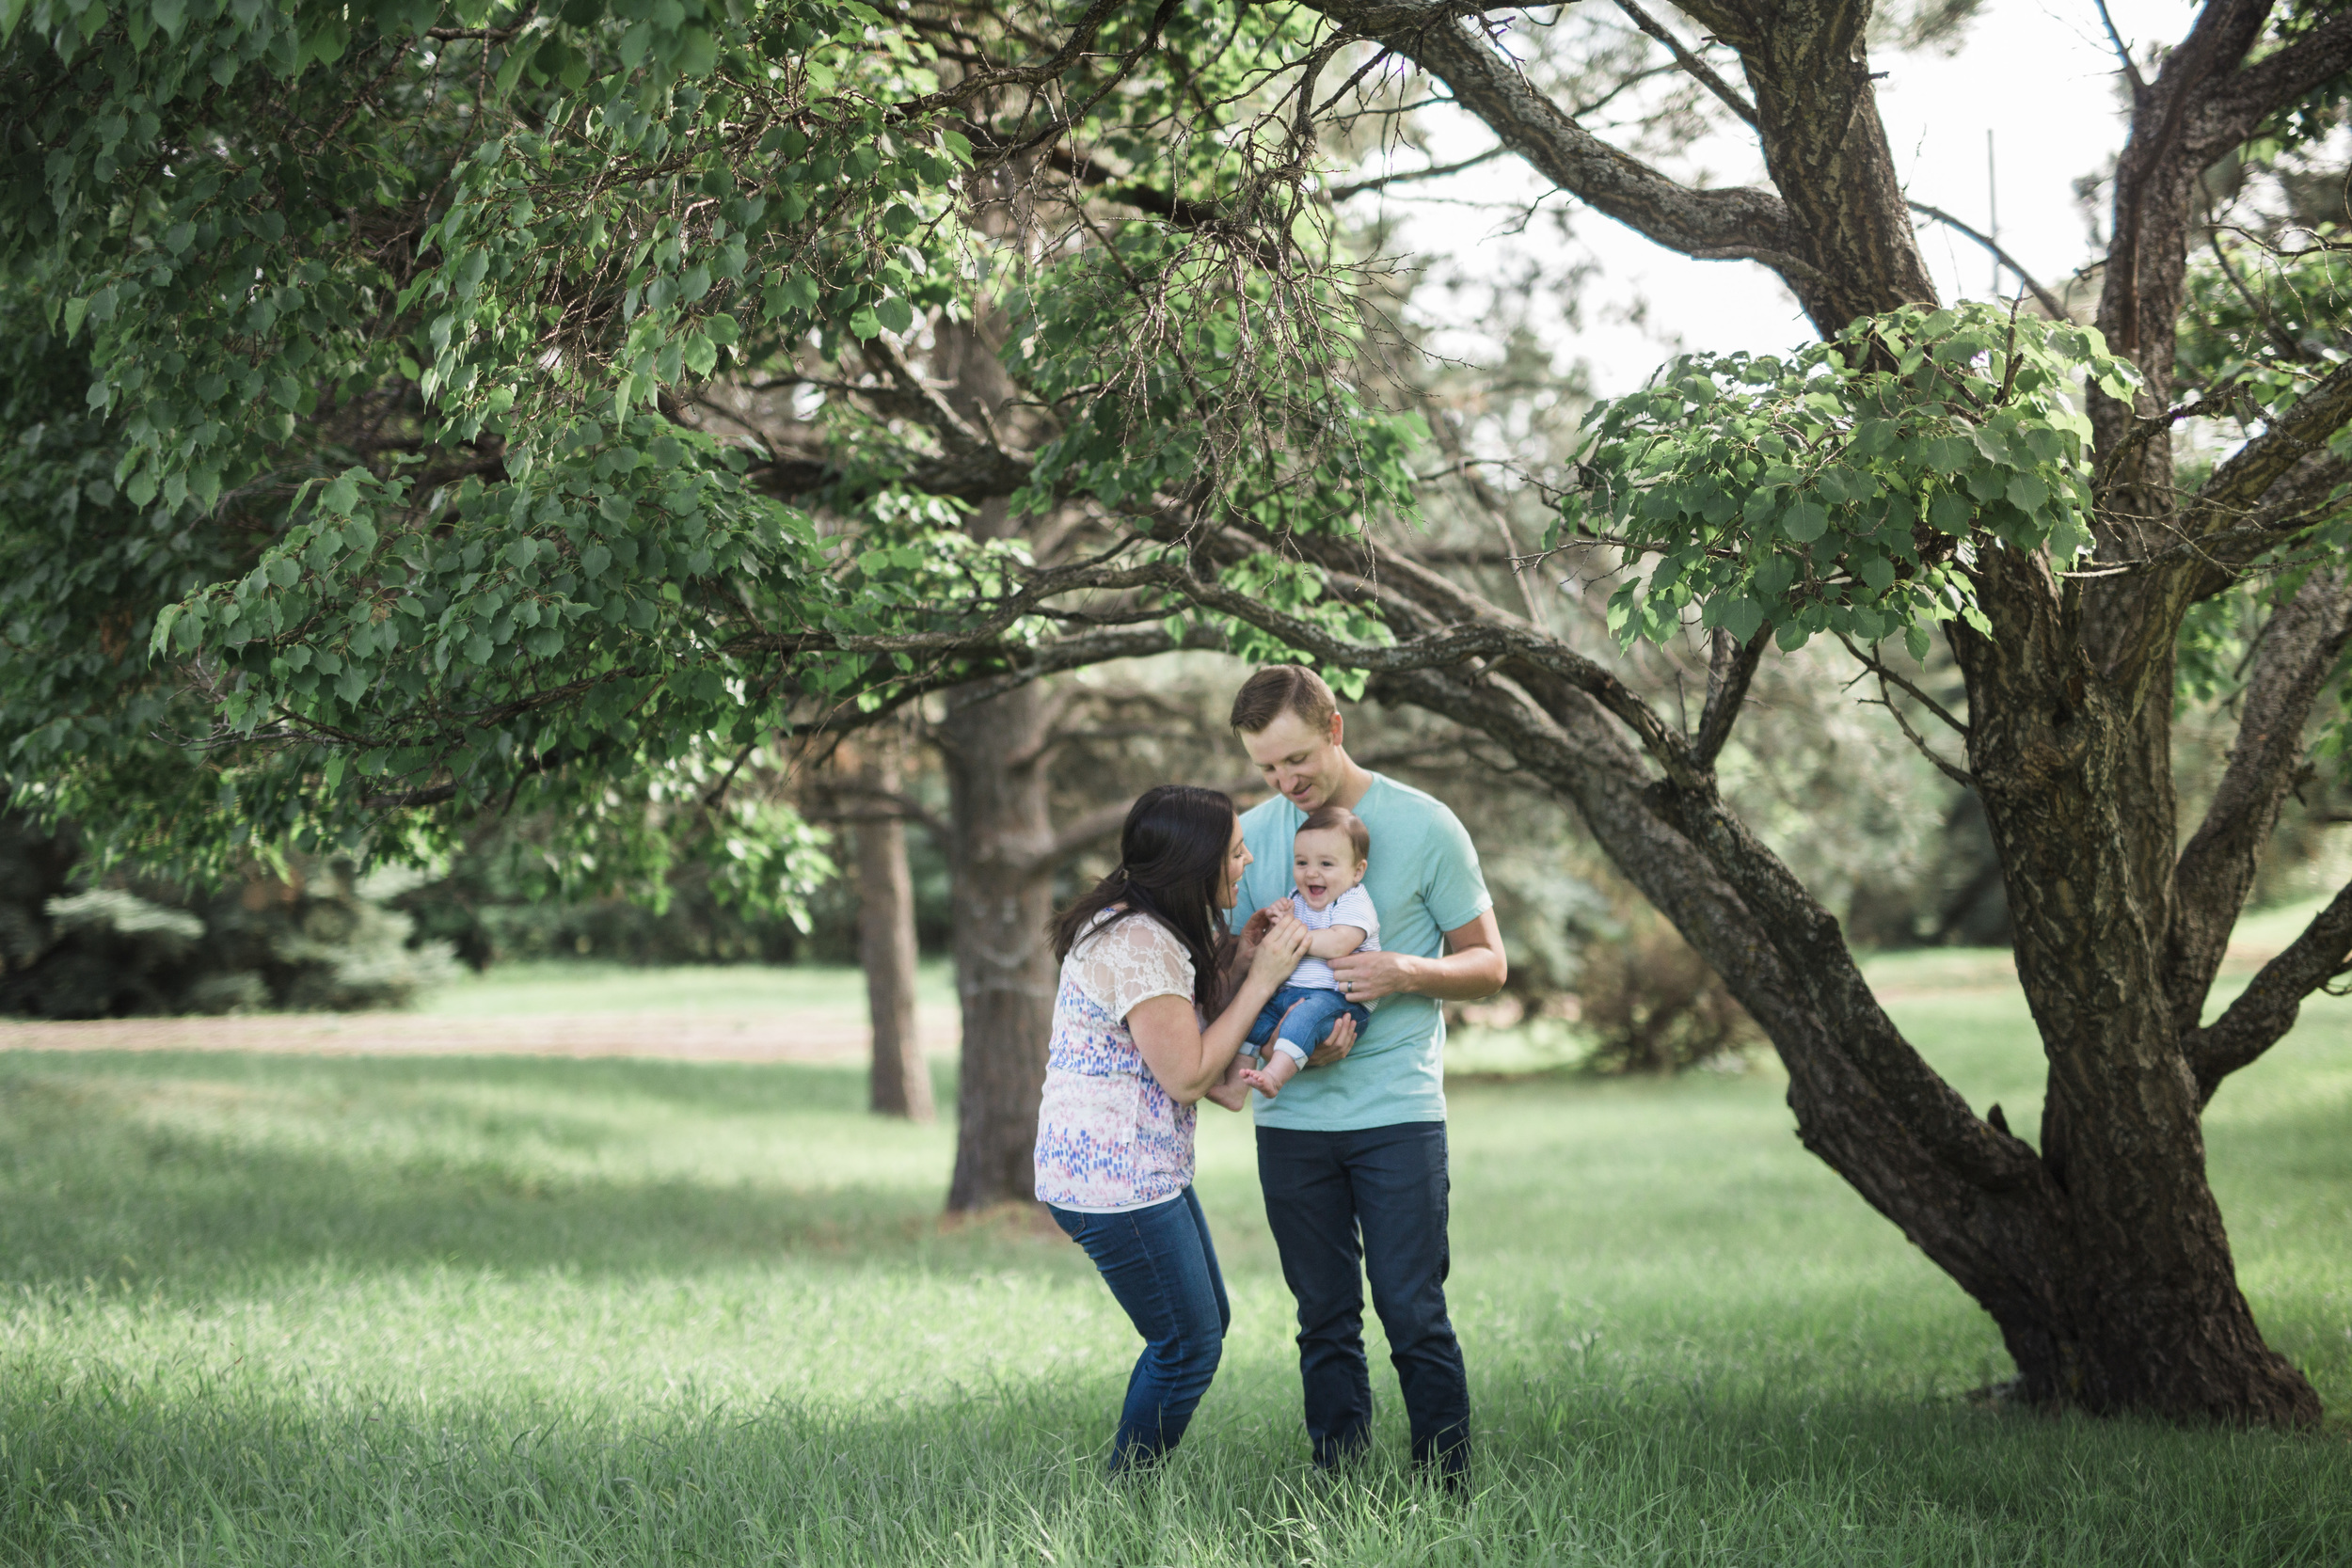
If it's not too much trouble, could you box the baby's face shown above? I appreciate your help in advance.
[1292,827,1366,910]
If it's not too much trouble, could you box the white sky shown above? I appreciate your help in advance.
[1361,0,2197,394]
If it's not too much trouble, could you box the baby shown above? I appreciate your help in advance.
[1234,804,1379,1099]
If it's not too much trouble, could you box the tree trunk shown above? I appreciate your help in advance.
[853,730,932,1122]
[928,297,1062,1211]
[1374,647,2321,1424]
[938,673,1057,1210]
[1944,550,2323,1424]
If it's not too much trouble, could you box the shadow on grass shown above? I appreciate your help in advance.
[0,1052,1009,1291]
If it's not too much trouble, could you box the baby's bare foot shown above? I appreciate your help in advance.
[1239,1068,1281,1098]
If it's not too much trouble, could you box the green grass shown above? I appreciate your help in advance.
[414,958,959,1018]
[3,981,2349,1563]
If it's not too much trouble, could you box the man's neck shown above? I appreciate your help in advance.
[1324,752,1375,811]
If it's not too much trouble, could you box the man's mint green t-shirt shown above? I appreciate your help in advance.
[1230,772,1492,1131]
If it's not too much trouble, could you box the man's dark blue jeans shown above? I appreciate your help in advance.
[1246,984,1373,1063]
[1049,1185,1231,1472]
[1255,1120,1470,1479]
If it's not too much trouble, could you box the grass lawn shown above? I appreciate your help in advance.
[3,963,2348,1563]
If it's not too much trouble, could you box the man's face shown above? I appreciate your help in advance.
[1240,709,1345,811]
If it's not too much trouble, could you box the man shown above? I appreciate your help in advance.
[1227,665,1506,1484]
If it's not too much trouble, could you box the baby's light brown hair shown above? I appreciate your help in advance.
[1298,803,1369,865]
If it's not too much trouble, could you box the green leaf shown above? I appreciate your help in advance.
[1904,623,1932,662]
[1783,500,1828,543]
[848,305,882,341]
[675,24,718,76]
[875,295,914,335]
[1927,492,1972,535]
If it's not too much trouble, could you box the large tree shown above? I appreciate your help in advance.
[9,0,2352,1426]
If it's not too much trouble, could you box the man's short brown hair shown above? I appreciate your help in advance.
[1230,665,1338,734]
[1298,803,1369,864]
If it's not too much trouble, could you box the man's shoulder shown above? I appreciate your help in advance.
[1362,772,1470,834]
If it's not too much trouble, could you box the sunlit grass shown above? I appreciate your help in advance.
[3,974,2348,1563]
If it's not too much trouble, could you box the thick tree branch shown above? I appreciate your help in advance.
[1295,0,1816,286]
[2188,878,2352,1105]
[2168,569,2352,1033]
[1162,553,1705,784]
[1692,624,1768,768]
[1372,657,2046,1212]
[2104,0,2274,353]
[822,782,952,840]
[2177,358,2352,548]
[1026,771,1265,869]
[2191,10,2352,165]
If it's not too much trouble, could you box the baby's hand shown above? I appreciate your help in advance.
[1270,896,1295,919]
[1238,1066,1282,1099]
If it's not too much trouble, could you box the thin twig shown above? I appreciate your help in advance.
[1611,0,1757,125]
[2093,0,2150,96]
[1836,632,1972,736]
[1905,200,2069,318]
[1329,146,1507,200]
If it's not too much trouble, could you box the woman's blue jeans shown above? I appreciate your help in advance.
[1050,1185,1230,1471]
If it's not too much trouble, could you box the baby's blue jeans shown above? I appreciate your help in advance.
[1246,984,1372,1066]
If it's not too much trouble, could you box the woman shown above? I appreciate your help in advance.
[1034,784,1352,1472]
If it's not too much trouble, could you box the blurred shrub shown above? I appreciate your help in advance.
[1573,911,1760,1074]
[382,815,924,969]
[1,809,457,1018]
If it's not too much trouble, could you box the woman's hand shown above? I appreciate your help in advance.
[1247,912,1311,990]
[1234,902,1279,966]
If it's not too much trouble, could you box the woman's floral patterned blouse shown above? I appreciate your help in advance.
[1033,910,1199,1212]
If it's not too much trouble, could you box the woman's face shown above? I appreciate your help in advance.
[1217,816,1252,911]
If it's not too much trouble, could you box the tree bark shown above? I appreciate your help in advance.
[938,667,1058,1211]
[853,730,933,1122]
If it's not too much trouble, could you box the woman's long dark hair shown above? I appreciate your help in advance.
[1049,784,1234,1010]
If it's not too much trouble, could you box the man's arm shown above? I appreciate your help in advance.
[1325,911,1506,1004]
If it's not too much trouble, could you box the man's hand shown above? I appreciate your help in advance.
[1325,948,1421,1005]
[1327,911,1508,1006]
[1305,1010,1358,1068]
